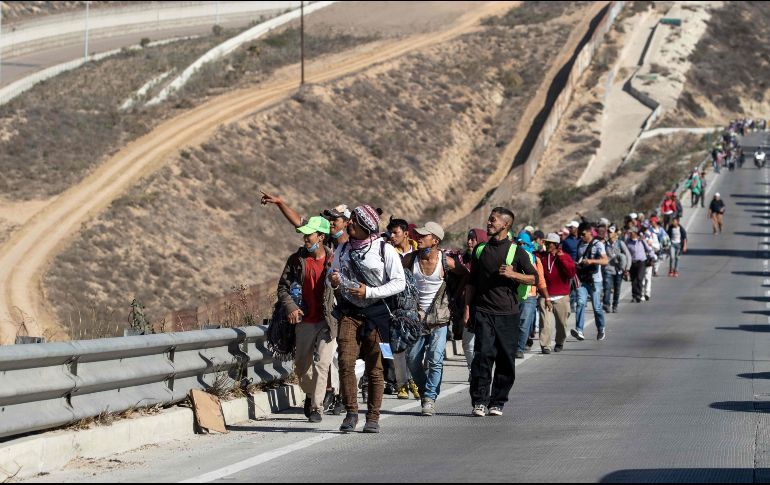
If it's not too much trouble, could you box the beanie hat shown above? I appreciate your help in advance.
[353,205,381,234]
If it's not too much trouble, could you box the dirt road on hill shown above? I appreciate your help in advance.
[0,1,517,343]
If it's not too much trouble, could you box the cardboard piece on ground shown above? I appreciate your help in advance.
[190,389,228,434]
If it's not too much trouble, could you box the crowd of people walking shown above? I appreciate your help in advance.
[259,185,704,431]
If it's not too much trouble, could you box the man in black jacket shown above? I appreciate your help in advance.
[709,193,726,234]
[464,208,538,417]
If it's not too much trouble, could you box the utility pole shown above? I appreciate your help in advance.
[300,1,304,85]
[0,1,3,85]
[215,1,220,26]
[84,1,90,61]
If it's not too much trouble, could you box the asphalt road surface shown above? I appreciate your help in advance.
[0,14,279,88]
[26,152,770,483]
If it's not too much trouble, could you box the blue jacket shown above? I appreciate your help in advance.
[562,235,580,262]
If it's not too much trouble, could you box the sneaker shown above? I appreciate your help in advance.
[515,351,524,359]
[421,398,436,416]
[570,329,585,341]
[322,390,334,412]
[542,347,551,354]
[644,295,650,302]
[668,270,674,277]
[488,406,503,416]
[408,379,420,400]
[308,410,322,423]
[340,412,358,432]
[554,344,564,352]
[674,271,680,278]
[612,307,618,314]
[363,421,380,433]
[603,305,611,313]
[330,395,344,415]
[597,329,606,341]
[384,383,396,395]
[303,397,311,418]
[397,385,409,400]
[472,404,488,417]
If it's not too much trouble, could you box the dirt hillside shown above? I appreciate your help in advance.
[41,1,596,337]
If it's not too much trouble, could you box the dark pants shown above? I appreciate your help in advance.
[469,311,518,409]
[602,272,623,310]
[630,261,646,301]
[338,315,384,422]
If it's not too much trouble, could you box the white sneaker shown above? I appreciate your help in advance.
[570,329,585,341]
[488,406,503,416]
[472,404,488,417]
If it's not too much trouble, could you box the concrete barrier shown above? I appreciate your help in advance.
[0,384,299,482]
[0,37,193,107]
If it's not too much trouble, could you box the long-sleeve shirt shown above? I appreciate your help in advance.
[625,237,654,263]
[330,237,406,307]
[470,237,538,315]
[536,251,576,297]
[605,239,632,275]
[562,235,580,261]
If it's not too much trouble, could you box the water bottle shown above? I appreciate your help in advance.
[339,272,360,291]
[289,282,304,321]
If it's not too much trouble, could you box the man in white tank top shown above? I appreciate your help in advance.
[403,222,465,416]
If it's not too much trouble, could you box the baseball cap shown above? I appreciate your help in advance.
[715,192,721,197]
[322,204,351,220]
[415,222,445,241]
[598,217,610,227]
[629,212,638,220]
[545,233,561,244]
[567,221,580,228]
[524,225,535,233]
[297,216,330,235]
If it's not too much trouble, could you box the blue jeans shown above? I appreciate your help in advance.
[517,296,538,353]
[669,243,682,272]
[406,326,448,401]
[576,280,605,332]
[602,272,623,310]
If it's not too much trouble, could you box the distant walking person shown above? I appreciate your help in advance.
[571,223,608,341]
[464,208,538,417]
[625,227,655,303]
[709,193,726,234]
[667,217,688,277]
[603,226,631,313]
[537,233,576,353]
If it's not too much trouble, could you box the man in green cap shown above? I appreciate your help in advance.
[276,216,338,424]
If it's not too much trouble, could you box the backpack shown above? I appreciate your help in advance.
[474,242,528,301]
[341,241,421,353]
[576,240,598,282]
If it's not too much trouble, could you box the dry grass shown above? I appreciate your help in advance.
[1,1,136,22]
[670,2,770,121]
[45,4,587,326]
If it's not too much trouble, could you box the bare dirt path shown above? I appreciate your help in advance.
[0,1,516,344]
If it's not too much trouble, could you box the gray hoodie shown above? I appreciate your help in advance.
[605,238,632,275]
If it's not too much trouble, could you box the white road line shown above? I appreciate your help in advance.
[765,302,770,309]
[764,279,770,285]
[765,290,770,297]
[180,382,472,483]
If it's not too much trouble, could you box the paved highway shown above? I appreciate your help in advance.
[26,139,770,482]
[0,6,289,88]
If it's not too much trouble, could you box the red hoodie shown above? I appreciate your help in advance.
[536,251,576,297]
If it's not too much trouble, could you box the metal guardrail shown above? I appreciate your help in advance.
[0,325,291,441]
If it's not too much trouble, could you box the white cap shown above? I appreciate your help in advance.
[524,225,535,233]
[415,221,445,241]
[629,212,638,219]
[567,221,580,228]
[715,192,721,198]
